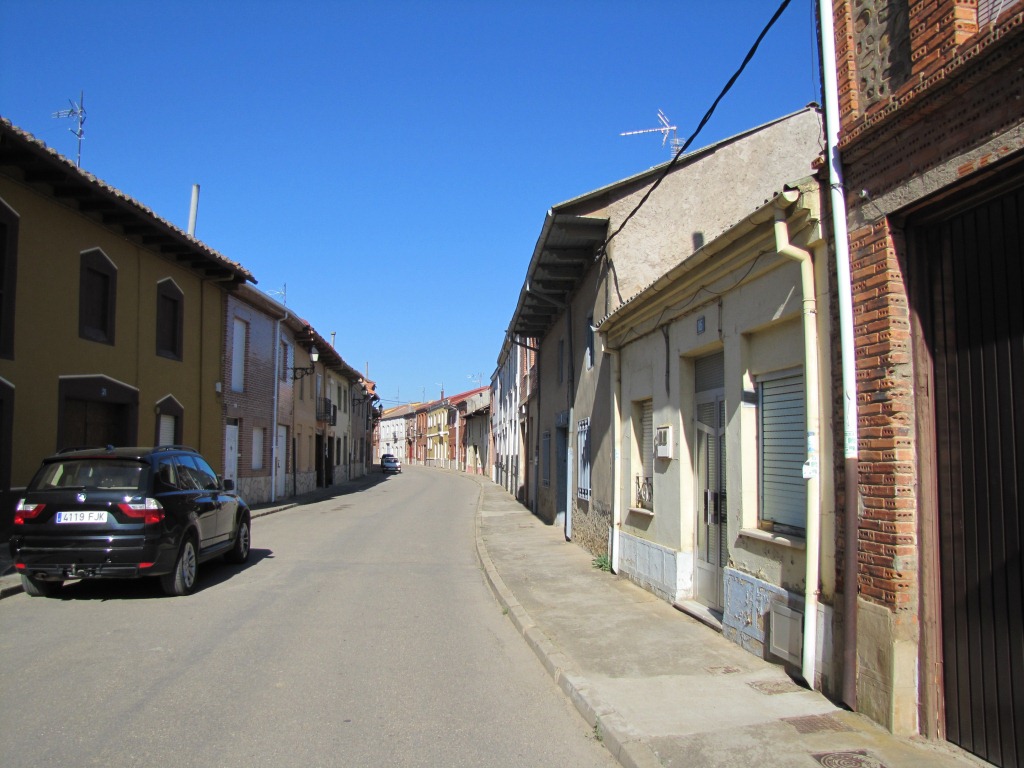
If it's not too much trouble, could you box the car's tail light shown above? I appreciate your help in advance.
[14,500,46,525]
[118,498,165,525]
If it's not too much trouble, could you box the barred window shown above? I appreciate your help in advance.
[577,418,591,500]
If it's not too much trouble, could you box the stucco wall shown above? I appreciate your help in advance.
[0,176,226,486]
[581,109,823,306]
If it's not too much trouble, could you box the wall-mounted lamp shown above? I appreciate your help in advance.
[293,346,319,380]
[352,384,370,405]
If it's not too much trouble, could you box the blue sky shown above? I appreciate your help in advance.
[1,1,821,406]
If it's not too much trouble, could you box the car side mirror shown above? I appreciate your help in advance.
[222,478,235,492]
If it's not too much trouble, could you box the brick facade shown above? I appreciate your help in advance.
[837,0,1023,616]
[833,0,1024,745]
[223,293,282,504]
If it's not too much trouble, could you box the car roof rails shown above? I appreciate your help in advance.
[151,445,199,454]
[56,445,103,454]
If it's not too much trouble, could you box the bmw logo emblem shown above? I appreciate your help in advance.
[76,493,87,503]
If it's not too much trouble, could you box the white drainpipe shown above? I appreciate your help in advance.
[610,344,622,573]
[773,192,822,690]
[818,0,860,709]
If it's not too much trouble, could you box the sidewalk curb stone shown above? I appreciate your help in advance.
[469,473,663,768]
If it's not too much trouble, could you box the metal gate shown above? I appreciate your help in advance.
[913,180,1023,767]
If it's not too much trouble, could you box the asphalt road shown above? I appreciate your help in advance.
[0,466,617,767]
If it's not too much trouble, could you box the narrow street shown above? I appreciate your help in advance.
[0,468,616,768]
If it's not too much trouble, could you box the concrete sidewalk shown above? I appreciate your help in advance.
[470,475,980,768]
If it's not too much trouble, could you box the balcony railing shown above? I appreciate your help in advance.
[316,397,336,425]
[635,475,653,512]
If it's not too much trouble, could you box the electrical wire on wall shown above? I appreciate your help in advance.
[598,0,794,265]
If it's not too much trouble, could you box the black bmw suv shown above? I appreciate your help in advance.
[10,445,251,597]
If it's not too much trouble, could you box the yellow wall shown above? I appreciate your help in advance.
[0,176,229,488]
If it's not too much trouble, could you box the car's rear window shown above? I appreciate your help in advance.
[30,459,149,492]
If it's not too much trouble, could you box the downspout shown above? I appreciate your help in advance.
[271,318,280,502]
[270,308,290,503]
[774,195,822,691]
[534,352,541,516]
[818,0,860,710]
[565,306,575,540]
[610,343,622,574]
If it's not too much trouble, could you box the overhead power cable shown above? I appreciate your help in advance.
[601,0,793,255]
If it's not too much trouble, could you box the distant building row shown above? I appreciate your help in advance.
[376,386,490,474]
[0,117,381,542]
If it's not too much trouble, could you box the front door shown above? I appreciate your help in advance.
[315,433,325,487]
[275,425,287,497]
[555,425,568,525]
[224,421,238,488]
[912,180,1024,767]
[694,354,726,612]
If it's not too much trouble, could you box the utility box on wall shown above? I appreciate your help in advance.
[655,425,672,459]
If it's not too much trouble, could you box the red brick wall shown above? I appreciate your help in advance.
[848,220,918,610]
[834,0,1024,612]
[223,295,278,482]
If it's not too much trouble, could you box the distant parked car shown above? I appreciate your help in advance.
[381,455,402,474]
[10,445,251,597]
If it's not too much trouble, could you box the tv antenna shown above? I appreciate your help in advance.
[266,283,287,306]
[620,109,682,156]
[52,91,87,167]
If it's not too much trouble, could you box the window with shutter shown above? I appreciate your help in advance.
[231,318,247,392]
[158,414,176,446]
[79,249,117,344]
[636,400,654,511]
[758,370,806,532]
[156,279,183,360]
[252,428,264,470]
[0,198,17,359]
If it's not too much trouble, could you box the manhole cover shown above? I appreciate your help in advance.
[784,714,854,733]
[811,751,886,768]
[747,678,804,695]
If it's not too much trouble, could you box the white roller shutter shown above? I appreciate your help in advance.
[759,371,806,531]
[158,414,176,446]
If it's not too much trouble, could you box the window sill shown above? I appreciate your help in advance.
[739,527,805,550]
[628,507,654,518]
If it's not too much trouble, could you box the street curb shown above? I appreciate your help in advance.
[0,576,22,600]
[471,479,663,768]
[251,502,299,519]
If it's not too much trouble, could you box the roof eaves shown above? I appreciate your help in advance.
[0,116,255,285]
[552,105,822,212]
[597,182,816,340]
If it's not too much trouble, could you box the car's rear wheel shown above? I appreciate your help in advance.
[161,536,198,596]
[224,514,251,564]
[21,574,62,598]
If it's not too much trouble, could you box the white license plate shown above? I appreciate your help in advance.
[55,510,108,524]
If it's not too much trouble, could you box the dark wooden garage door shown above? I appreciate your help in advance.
[914,180,1023,767]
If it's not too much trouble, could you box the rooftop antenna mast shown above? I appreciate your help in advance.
[52,91,86,167]
[266,283,287,306]
[620,109,681,157]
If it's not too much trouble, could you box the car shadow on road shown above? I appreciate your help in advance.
[45,547,274,601]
